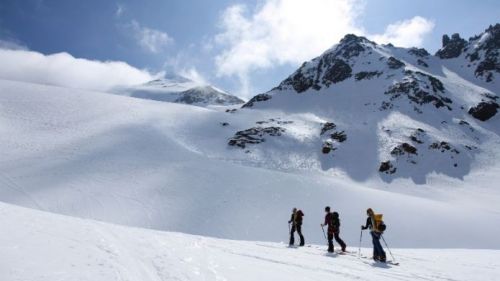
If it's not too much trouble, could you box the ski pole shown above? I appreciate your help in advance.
[381,234,396,263]
[288,222,291,242]
[358,229,363,258]
[321,225,327,242]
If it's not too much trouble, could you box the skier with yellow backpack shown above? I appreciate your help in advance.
[361,208,387,262]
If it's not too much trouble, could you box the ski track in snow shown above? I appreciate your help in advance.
[1,202,499,281]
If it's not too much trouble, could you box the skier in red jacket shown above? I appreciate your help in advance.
[321,206,347,253]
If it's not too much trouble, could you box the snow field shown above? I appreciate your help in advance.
[2,202,499,281]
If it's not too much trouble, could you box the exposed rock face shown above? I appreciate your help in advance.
[242,94,272,108]
[355,71,383,81]
[322,141,336,154]
[256,118,293,125]
[331,131,347,142]
[470,24,500,81]
[274,34,373,93]
[468,101,499,121]
[408,47,430,57]
[379,124,473,175]
[333,34,369,59]
[228,127,285,149]
[322,59,352,86]
[282,67,316,93]
[278,57,352,93]
[436,33,467,59]
[391,143,418,156]
[384,71,451,111]
[387,57,405,69]
[320,122,337,135]
[429,142,460,154]
[379,161,396,174]
[433,24,500,82]
[320,122,346,155]
[410,128,425,144]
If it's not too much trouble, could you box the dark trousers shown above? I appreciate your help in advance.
[327,233,334,252]
[289,224,304,246]
[370,231,386,259]
[327,231,347,252]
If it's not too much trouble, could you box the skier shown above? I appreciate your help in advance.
[361,208,387,262]
[321,206,347,253]
[288,208,305,246]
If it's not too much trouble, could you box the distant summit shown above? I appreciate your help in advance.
[117,74,244,107]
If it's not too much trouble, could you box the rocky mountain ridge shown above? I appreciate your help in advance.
[232,24,500,181]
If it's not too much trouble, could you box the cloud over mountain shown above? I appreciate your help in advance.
[213,0,435,98]
[0,48,159,92]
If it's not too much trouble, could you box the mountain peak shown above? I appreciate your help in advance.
[485,23,500,35]
[323,33,377,61]
[143,75,198,88]
[339,34,374,45]
[119,74,244,107]
[243,22,500,122]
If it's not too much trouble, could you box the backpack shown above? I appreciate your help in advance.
[331,212,340,228]
[295,210,304,223]
[373,214,387,232]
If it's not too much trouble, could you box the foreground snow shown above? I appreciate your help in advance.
[1,202,499,281]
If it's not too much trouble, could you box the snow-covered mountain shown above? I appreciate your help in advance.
[117,74,245,106]
[240,24,500,182]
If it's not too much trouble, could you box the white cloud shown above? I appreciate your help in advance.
[178,67,208,85]
[0,48,159,92]
[370,16,435,48]
[128,20,173,54]
[215,0,363,76]
[213,0,435,97]
[213,0,364,97]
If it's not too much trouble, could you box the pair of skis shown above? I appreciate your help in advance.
[357,229,400,266]
[340,250,400,266]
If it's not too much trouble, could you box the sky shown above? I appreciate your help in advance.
[0,0,499,99]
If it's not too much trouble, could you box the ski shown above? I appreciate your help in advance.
[358,255,400,266]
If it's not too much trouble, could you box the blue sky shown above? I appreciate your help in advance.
[0,0,499,98]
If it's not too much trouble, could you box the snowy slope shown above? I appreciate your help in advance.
[2,201,499,281]
[115,74,244,106]
[1,78,500,249]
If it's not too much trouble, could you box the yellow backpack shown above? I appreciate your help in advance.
[373,214,386,232]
